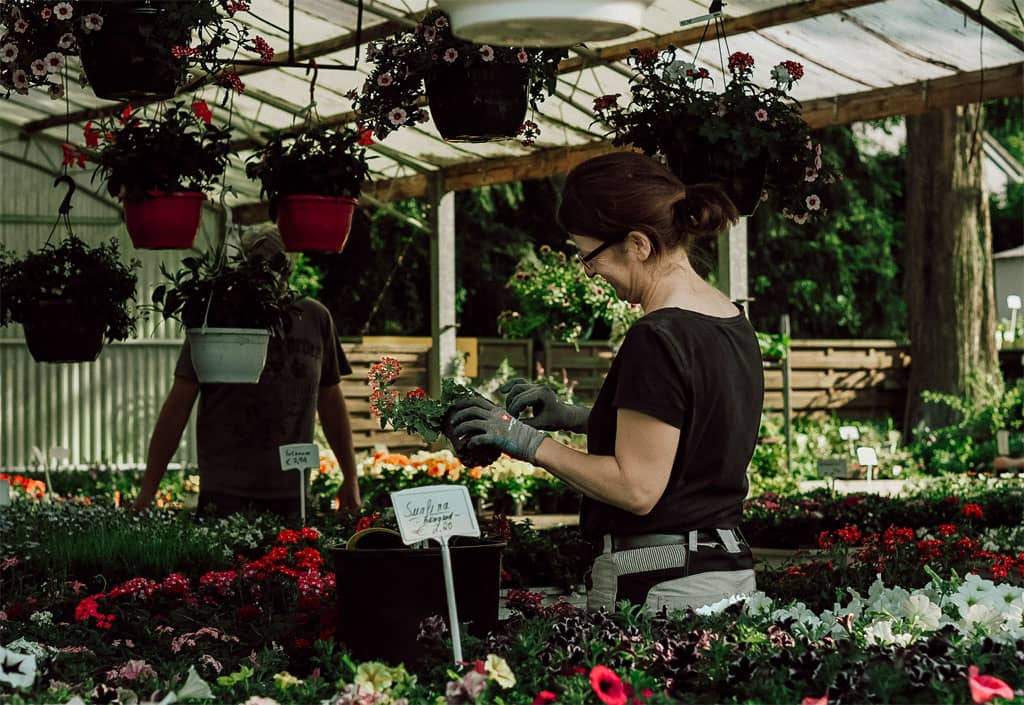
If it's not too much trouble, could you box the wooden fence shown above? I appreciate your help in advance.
[344,337,911,452]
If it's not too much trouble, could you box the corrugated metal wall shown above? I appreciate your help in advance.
[0,124,224,469]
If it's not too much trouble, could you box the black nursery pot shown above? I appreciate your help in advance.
[332,540,505,665]
[78,3,187,101]
[22,300,105,363]
[666,146,768,217]
[442,399,502,468]
[425,63,529,142]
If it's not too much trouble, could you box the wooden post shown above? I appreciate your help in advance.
[781,314,792,476]
[718,217,749,314]
[428,174,457,398]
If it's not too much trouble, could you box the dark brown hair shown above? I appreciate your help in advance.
[557,151,739,256]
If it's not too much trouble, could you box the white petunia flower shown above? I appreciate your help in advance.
[82,13,103,31]
[54,2,73,19]
[479,45,494,62]
[0,43,17,62]
[864,619,914,647]
[0,647,36,688]
[388,107,407,126]
[900,594,942,631]
[44,51,64,73]
[58,32,75,49]
[31,59,47,76]
[443,47,458,63]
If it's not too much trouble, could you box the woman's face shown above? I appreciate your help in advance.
[571,233,643,304]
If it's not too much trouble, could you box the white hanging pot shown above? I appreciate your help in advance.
[438,0,655,46]
[187,328,270,384]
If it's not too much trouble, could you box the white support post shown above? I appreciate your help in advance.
[429,174,457,398]
[717,217,749,314]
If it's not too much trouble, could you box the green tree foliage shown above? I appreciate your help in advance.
[748,125,907,339]
[986,98,1024,255]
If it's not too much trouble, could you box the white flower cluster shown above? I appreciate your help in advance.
[736,573,1024,647]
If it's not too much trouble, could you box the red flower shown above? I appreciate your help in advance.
[782,60,804,80]
[836,525,861,546]
[593,94,620,112]
[728,51,755,72]
[355,512,380,532]
[802,695,829,705]
[968,665,1014,703]
[60,143,87,168]
[939,524,958,536]
[357,128,374,146]
[236,605,261,622]
[963,503,985,520]
[251,35,274,63]
[590,665,628,705]
[83,120,101,147]
[532,692,558,704]
[277,529,301,544]
[406,387,427,400]
[119,105,133,125]
[191,100,212,124]
[634,48,658,65]
[818,531,833,550]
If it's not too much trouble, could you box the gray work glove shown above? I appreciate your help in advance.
[446,396,546,464]
[500,378,590,433]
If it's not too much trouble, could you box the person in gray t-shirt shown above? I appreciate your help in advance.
[134,229,361,517]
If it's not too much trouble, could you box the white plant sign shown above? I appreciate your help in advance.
[278,443,319,525]
[391,484,480,664]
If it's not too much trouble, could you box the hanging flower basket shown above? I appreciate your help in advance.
[438,0,655,46]
[187,327,270,384]
[122,191,205,250]
[77,4,185,101]
[275,195,358,252]
[426,63,530,142]
[665,141,769,217]
[22,300,106,363]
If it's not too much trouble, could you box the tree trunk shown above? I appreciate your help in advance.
[904,105,998,434]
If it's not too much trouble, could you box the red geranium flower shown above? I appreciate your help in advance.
[532,691,558,704]
[191,100,213,124]
[590,665,628,705]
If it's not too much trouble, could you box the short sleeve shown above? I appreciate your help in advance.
[319,308,351,385]
[174,339,198,381]
[611,323,687,428]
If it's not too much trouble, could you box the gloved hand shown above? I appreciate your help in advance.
[500,378,590,433]
[446,396,547,464]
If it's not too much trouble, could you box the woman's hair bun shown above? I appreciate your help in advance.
[675,183,740,240]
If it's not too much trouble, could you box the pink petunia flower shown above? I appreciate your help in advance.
[755,108,768,122]
[968,666,1014,703]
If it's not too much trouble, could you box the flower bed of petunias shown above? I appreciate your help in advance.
[2,520,1023,705]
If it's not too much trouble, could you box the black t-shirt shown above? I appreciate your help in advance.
[175,298,352,500]
[580,306,764,539]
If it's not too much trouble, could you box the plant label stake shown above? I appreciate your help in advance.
[856,447,879,482]
[47,446,69,502]
[0,479,9,507]
[390,484,480,664]
[279,443,319,525]
[997,430,1010,457]
[818,457,848,491]
[839,426,860,457]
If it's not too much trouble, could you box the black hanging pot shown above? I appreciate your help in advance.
[22,300,106,363]
[78,3,187,101]
[425,63,529,142]
[332,539,505,664]
[442,394,503,468]
[665,143,768,217]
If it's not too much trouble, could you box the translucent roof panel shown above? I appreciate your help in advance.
[0,0,1019,207]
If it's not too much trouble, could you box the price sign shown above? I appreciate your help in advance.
[818,458,849,479]
[997,430,1010,457]
[278,443,319,525]
[856,447,879,466]
[279,443,319,471]
[390,485,481,665]
[839,426,860,441]
[391,485,480,544]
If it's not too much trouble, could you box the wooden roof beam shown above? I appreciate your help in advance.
[557,0,888,73]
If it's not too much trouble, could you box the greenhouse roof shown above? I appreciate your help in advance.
[1,0,1022,219]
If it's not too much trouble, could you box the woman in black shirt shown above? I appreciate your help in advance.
[448,152,764,612]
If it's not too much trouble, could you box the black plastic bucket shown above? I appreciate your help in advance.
[332,540,505,665]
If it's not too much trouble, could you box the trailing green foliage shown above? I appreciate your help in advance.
[0,235,140,341]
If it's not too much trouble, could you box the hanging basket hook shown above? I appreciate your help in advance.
[53,174,76,216]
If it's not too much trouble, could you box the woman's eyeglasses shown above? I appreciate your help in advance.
[575,239,620,272]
